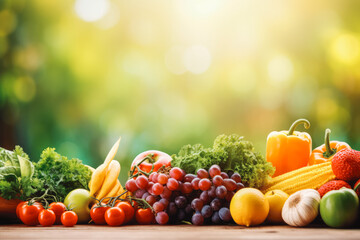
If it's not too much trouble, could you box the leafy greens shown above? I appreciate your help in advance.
[171,134,275,188]
[0,146,92,202]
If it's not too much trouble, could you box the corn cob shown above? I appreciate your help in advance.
[261,161,336,195]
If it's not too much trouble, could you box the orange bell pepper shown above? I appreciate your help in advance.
[266,119,312,177]
[309,128,351,165]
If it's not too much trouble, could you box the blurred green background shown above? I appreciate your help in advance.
[1,0,360,184]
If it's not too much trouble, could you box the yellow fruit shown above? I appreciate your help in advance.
[230,188,269,227]
[264,190,289,224]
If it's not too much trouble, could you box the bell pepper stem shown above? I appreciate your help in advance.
[287,119,310,136]
[323,128,337,158]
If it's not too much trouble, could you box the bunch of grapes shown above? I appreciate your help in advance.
[125,164,244,225]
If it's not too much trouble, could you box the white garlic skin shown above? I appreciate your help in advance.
[282,189,321,227]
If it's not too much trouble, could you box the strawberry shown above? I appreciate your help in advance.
[331,148,360,181]
[354,179,360,197]
[317,180,351,198]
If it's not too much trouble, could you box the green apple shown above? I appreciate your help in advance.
[64,189,94,223]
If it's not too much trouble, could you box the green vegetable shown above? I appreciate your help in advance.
[0,146,38,200]
[0,146,91,202]
[171,134,275,188]
[320,187,359,228]
[34,148,92,202]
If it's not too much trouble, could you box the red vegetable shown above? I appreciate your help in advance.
[131,150,172,174]
[19,203,43,225]
[38,209,56,227]
[49,202,66,224]
[104,207,125,226]
[135,208,154,225]
[90,204,109,225]
[61,211,78,227]
[317,180,351,198]
[115,201,135,224]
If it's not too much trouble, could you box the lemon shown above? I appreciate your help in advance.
[230,188,269,227]
[264,190,289,224]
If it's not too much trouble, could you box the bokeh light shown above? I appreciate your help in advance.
[74,0,110,22]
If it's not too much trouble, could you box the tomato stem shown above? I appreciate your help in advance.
[110,190,129,207]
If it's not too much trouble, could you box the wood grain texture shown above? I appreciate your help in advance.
[1,224,360,240]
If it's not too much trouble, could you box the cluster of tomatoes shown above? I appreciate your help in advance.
[16,201,78,227]
[90,200,154,226]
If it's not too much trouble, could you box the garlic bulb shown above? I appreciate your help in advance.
[281,189,320,227]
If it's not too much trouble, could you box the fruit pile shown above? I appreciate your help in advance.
[125,164,244,225]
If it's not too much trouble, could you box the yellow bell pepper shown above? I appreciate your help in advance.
[266,119,312,177]
[309,128,351,165]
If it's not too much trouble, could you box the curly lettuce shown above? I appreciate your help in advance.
[171,134,275,188]
[34,148,92,202]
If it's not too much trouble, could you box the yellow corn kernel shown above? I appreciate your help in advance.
[262,161,335,195]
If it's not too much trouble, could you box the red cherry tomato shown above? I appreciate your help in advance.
[90,205,110,225]
[19,204,43,225]
[131,150,172,174]
[16,201,43,219]
[115,201,135,224]
[49,202,66,224]
[135,208,154,225]
[61,211,78,227]
[104,207,125,226]
[38,209,56,227]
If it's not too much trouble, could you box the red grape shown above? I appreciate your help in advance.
[149,172,157,182]
[208,186,216,198]
[191,198,204,211]
[210,198,221,211]
[199,179,211,191]
[155,211,169,225]
[225,191,235,202]
[236,182,245,191]
[146,182,154,194]
[157,173,168,185]
[152,183,164,195]
[125,179,138,192]
[191,178,200,190]
[159,198,169,208]
[181,182,193,194]
[184,174,196,182]
[167,178,179,191]
[223,179,237,191]
[220,172,229,179]
[135,189,147,198]
[231,173,242,183]
[212,175,224,187]
[169,167,184,181]
[209,165,221,178]
[160,186,172,199]
[136,175,149,189]
[145,195,156,206]
[192,212,204,225]
[151,172,159,183]
[216,186,227,199]
[142,192,150,200]
[197,169,209,179]
[200,191,210,203]
[153,202,165,213]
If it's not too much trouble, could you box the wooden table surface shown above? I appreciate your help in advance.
[1,224,360,240]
